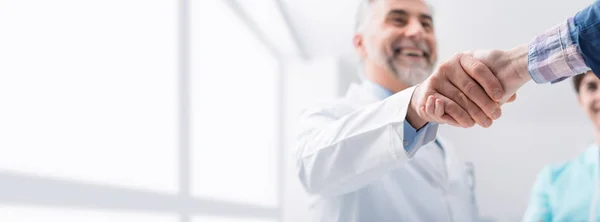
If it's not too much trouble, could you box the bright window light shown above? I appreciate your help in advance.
[194,216,275,222]
[0,206,177,222]
[0,0,178,192]
[236,0,300,57]
[191,0,279,207]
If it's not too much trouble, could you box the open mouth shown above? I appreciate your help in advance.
[393,47,430,60]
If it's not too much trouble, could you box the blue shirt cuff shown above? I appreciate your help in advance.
[403,121,434,154]
[403,121,418,152]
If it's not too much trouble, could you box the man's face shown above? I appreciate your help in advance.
[355,0,437,86]
[578,72,600,129]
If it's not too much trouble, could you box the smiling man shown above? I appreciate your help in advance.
[294,0,501,221]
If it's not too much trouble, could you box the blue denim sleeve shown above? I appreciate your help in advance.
[573,0,600,77]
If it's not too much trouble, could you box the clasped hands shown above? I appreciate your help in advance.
[406,45,530,129]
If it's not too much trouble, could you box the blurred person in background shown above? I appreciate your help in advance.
[522,71,600,222]
[293,0,507,221]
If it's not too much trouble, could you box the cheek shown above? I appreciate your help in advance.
[373,30,398,52]
[581,98,597,118]
[427,37,437,56]
[426,34,436,45]
[365,34,388,56]
[581,98,591,110]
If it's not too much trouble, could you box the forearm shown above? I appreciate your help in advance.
[498,44,531,103]
[507,44,529,82]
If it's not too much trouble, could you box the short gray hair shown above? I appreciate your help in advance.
[354,0,435,34]
[354,0,379,33]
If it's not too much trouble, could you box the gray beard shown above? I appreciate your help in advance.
[385,58,432,86]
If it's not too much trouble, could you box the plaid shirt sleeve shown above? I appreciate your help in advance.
[528,18,591,84]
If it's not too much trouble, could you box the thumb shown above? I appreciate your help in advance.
[506,93,517,103]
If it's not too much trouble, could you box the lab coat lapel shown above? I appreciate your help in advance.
[345,82,383,105]
[435,137,463,183]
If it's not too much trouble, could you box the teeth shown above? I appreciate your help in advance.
[400,48,424,57]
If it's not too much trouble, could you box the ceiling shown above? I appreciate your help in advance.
[279,0,361,61]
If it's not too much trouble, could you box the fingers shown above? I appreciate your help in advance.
[425,95,437,120]
[434,73,492,128]
[506,93,517,103]
[459,54,505,102]
[424,95,461,127]
[434,98,460,127]
[429,92,474,127]
[434,97,444,118]
[455,55,503,121]
[441,114,460,126]
[424,95,447,124]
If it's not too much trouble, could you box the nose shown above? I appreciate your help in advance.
[590,91,600,108]
[404,19,424,40]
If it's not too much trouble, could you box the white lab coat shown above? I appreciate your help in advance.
[295,82,481,222]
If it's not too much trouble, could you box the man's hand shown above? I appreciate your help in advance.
[468,44,531,103]
[406,53,505,129]
[420,45,530,123]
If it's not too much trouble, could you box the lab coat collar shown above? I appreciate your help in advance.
[345,82,384,105]
[435,136,464,182]
[347,80,405,105]
[360,80,394,100]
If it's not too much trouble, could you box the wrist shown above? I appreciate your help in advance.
[507,44,531,84]
[406,85,427,129]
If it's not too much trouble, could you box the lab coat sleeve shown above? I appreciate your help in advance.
[294,86,438,197]
[522,166,553,222]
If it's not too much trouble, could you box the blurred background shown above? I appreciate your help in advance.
[0,0,596,221]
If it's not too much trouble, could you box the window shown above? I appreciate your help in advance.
[0,206,177,222]
[236,0,300,56]
[0,0,178,193]
[194,216,275,222]
[0,0,282,221]
[191,0,279,208]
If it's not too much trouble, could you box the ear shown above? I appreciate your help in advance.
[353,34,367,59]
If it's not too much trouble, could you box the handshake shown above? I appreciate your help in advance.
[406,44,531,129]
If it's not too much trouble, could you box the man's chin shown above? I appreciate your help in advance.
[392,63,431,72]
[391,67,431,83]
